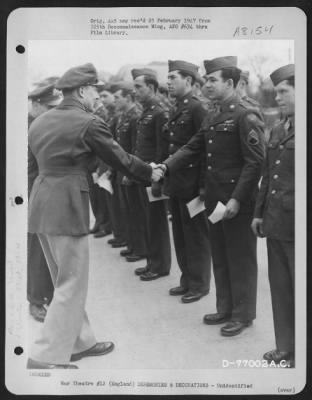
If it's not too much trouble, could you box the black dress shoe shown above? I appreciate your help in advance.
[29,304,47,323]
[94,229,112,238]
[181,291,207,304]
[111,241,127,248]
[120,248,132,257]
[126,254,146,262]
[203,312,231,325]
[263,349,294,364]
[107,238,118,245]
[135,266,149,276]
[140,271,169,281]
[169,286,188,296]
[70,342,114,362]
[220,320,252,336]
[27,358,78,369]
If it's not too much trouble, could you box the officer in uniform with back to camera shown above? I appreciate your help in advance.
[27,83,62,322]
[161,56,265,335]
[164,60,211,304]
[252,64,295,367]
[27,63,163,369]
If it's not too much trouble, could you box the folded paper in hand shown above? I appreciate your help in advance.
[146,187,169,202]
[92,172,98,184]
[97,172,113,195]
[208,201,226,224]
[187,196,206,218]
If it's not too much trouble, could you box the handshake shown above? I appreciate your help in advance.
[150,163,167,182]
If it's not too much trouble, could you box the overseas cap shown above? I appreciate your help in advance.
[270,64,294,86]
[28,84,62,106]
[131,68,158,81]
[97,82,113,93]
[204,56,238,75]
[240,70,250,83]
[55,63,104,90]
[168,60,199,79]
[34,76,60,88]
[194,73,205,87]
[110,81,135,93]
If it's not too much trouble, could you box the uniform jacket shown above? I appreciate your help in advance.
[241,94,261,109]
[134,97,169,164]
[163,91,206,201]
[115,105,141,183]
[28,98,152,236]
[96,106,117,176]
[254,118,294,241]
[165,93,265,214]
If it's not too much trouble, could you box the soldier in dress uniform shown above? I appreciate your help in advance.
[252,64,295,367]
[98,83,129,248]
[111,81,148,260]
[237,70,261,109]
[87,91,113,238]
[27,83,62,322]
[131,67,172,280]
[27,63,162,369]
[163,60,211,304]
[88,83,115,239]
[162,56,265,334]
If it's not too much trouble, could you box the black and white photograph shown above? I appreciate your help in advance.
[6,6,307,395]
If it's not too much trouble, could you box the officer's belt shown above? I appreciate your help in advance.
[39,167,87,177]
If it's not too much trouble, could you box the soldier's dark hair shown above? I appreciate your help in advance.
[178,72,196,86]
[286,77,295,87]
[120,88,136,101]
[143,77,159,92]
[220,67,241,88]
[158,85,168,97]
[62,88,76,97]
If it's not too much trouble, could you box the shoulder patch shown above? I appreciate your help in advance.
[246,113,258,123]
[248,129,259,145]
[239,99,251,109]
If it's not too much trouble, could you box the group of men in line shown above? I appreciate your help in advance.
[27,56,295,369]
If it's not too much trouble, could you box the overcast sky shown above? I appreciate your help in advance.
[28,39,293,89]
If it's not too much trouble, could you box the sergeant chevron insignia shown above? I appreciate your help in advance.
[248,129,259,145]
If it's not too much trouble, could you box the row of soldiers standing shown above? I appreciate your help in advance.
[27,57,294,368]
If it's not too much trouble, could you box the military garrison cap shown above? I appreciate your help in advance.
[55,63,104,90]
[34,76,60,88]
[270,64,294,86]
[204,56,238,75]
[240,70,250,83]
[195,73,205,87]
[131,68,158,81]
[110,81,134,93]
[28,83,62,106]
[168,60,199,79]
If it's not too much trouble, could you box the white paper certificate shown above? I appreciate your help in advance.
[6,6,307,396]
[146,186,169,202]
[208,201,226,224]
[187,196,206,218]
[96,172,114,194]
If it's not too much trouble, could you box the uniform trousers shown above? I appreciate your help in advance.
[267,238,294,353]
[87,172,112,232]
[27,233,54,306]
[107,180,127,242]
[30,234,97,364]
[122,184,147,256]
[137,184,171,274]
[209,212,257,321]
[170,198,211,293]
